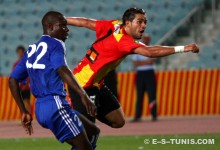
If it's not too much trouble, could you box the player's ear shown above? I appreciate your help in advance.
[48,23,54,31]
[125,20,131,27]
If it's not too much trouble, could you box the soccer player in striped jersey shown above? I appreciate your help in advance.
[66,7,199,129]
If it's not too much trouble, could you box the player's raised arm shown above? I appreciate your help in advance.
[133,43,199,57]
[66,17,96,31]
[57,66,97,117]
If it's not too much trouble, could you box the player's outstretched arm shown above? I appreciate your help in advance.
[66,17,96,31]
[57,66,96,116]
[8,77,33,135]
[133,43,199,57]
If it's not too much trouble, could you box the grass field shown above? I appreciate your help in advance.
[0,134,219,150]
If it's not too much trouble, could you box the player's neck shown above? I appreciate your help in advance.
[124,26,131,36]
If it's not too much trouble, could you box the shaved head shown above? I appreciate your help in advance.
[42,11,64,32]
[41,11,69,41]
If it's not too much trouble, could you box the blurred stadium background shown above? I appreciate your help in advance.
[0,0,219,120]
[0,0,220,149]
[0,0,219,74]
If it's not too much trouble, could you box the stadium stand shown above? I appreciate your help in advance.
[161,0,220,70]
[192,33,220,69]
[0,0,216,75]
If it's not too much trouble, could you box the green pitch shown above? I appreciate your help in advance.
[0,134,219,150]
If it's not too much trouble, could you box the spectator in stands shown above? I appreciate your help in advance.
[132,34,157,122]
[12,45,31,113]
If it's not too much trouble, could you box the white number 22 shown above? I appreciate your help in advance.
[26,42,47,69]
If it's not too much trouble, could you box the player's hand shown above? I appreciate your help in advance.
[81,94,97,117]
[21,112,33,135]
[184,43,199,53]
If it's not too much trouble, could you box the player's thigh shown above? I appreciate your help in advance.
[36,96,85,143]
[68,86,97,123]
[97,85,125,127]
[105,107,125,127]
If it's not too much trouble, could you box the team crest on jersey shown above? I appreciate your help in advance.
[86,47,99,63]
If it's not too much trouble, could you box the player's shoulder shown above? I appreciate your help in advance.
[97,20,121,26]
[120,34,136,42]
[53,38,65,49]
[119,36,146,49]
[42,35,63,45]
[111,20,122,25]
[40,35,65,49]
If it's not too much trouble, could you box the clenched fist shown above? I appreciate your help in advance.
[184,43,199,53]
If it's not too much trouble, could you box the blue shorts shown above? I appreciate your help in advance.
[35,95,84,143]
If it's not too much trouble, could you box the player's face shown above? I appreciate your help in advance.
[129,13,147,39]
[53,17,69,42]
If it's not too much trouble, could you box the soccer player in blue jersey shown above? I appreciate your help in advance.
[9,11,99,150]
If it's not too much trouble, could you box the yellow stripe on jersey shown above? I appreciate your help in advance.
[112,20,122,25]
[113,33,123,42]
[75,64,94,87]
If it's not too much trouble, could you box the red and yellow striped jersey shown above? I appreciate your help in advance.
[73,20,144,88]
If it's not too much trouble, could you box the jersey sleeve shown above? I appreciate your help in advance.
[50,41,67,70]
[118,36,145,54]
[96,20,114,39]
[10,54,28,83]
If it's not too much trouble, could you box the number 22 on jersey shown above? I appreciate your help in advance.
[26,42,47,69]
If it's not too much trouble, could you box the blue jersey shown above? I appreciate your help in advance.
[10,35,67,98]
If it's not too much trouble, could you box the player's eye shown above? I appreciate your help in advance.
[137,21,142,24]
[61,24,66,29]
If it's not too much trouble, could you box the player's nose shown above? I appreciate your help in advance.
[142,23,146,30]
[65,26,69,32]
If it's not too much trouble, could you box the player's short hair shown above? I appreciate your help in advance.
[16,45,25,52]
[122,7,146,25]
[41,11,63,27]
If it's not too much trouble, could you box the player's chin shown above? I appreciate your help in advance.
[62,36,68,42]
[135,35,142,40]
